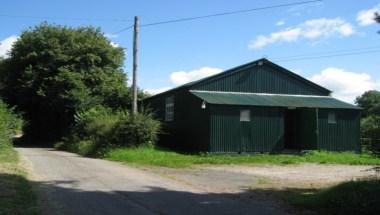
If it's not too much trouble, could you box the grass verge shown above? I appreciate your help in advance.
[287,177,380,215]
[104,147,380,168]
[0,144,39,215]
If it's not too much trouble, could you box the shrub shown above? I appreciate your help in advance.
[0,100,23,147]
[72,106,124,143]
[62,106,125,155]
[114,111,161,147]
[361,116,380,155]
[60,106,160,156]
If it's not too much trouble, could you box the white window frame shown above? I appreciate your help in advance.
[240,109,251,122]
[165,96,174,122]
[328,111,336,124]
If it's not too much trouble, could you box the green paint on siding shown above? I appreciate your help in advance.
[318,109,360,152]
[210,105,283,153]
[193,63,328,96]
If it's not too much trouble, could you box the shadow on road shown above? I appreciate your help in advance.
[0,172,308,215]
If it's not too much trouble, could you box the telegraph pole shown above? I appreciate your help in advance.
[132,16,139,114]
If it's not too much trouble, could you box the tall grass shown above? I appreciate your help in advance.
[289,177,380,215]
[0,144,38,215]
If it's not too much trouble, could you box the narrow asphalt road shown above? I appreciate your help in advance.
[17,147,288,215]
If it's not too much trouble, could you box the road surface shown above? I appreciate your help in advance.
[17,147,287,215]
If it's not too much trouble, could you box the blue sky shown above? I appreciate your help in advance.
[1,0,380,102]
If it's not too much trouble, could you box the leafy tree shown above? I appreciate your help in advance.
[0,23,129,141]
[355,90,380,118]
[356,90,380,154]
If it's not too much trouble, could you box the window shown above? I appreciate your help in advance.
[165,96,174,121]
[328,112,336,124]
[240,110,251,122]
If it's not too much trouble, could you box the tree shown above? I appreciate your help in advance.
[0,23,129,141]
[355,90,380,118]
[356,90,380,154]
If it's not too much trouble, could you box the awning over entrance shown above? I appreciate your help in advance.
[190,90,360,109]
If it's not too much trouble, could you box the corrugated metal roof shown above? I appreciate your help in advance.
[190,90,360,109]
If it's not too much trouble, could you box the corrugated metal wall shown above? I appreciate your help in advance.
[209,106,360,153]
[210,105,284,153]
[144,89,210,152]
[317,109,360,152]
[193,64,328,96]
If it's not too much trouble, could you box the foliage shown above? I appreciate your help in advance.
[356,90,380,154]
[0,23,129,141]
[355,90,380,118]
[58,106,125,156]
[290,178,380,215]
[0,99,24,148]
[58,106,160,156]
[113,110,161,147]
[105,148,380,168]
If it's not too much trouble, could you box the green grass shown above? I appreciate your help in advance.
[104,147,380,168]
[0,144,18,163]
[0,144,39,215]
[288,178,380,215]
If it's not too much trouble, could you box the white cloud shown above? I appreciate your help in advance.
[357,4,380,26]
[276,20,285,26]
[0,35,18,57]
[110,41,119,47]
[170,67,223,85]
[144,87,172,95]
[249,18,354,49]
[310,67,379,103]
[144,67,223,95]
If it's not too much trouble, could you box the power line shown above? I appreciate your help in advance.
[0,14,132,23]
[273,48,380,62]
[113,24,134,34]
[114,0,322,34]
[273,46,380,61]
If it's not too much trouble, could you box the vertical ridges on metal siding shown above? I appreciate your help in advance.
[194,64,326,96]
[318,109,360,151]
[210,105,284,153]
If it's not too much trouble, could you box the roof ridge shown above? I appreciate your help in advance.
[189,90,332,98]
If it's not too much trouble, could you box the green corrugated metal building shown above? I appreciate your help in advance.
[143,58,360,153]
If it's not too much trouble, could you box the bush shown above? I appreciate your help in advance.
[361,115,380,155]
[61,106,124,155]
[114,111,160,147]
[0,100,23,147]
[60,106,160,156]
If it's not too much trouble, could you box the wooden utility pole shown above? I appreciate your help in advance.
[132,16,139,114]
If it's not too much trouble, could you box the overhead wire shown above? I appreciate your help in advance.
[0,14,132,23]
[273,48,380,62]
[114,0,323,33]
[273,46,380,61]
